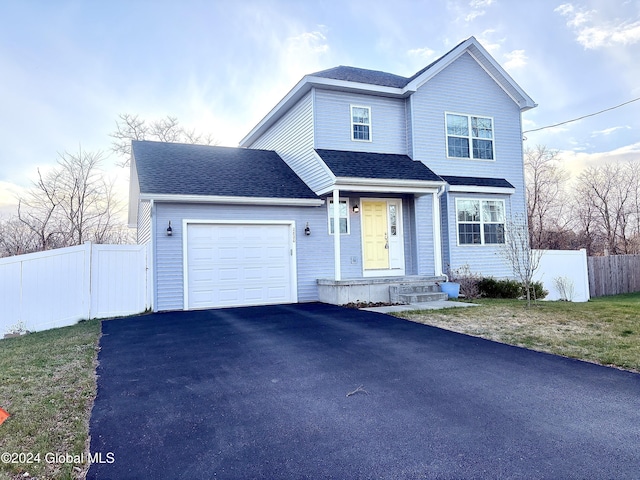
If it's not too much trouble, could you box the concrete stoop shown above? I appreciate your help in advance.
[317,276,447,305]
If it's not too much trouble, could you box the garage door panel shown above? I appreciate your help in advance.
[187,223,295,309]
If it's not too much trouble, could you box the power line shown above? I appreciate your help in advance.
[523,96,640,134]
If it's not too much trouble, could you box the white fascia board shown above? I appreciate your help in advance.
[404,36,536,112]
[140,193,324,207]
[316,177,444,196]
[312,149,338,182]
[447,185,516,195]
[240,76,406,147]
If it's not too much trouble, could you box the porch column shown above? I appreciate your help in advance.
[432,190,443,277]
[332,188,341,281]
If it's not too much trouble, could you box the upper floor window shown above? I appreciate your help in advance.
[446,113,494,160]
[456,198,505,245]
[351,105,371,142]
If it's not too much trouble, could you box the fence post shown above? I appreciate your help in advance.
[84,241,92,320]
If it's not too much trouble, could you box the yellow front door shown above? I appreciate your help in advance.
[362,201,389,270]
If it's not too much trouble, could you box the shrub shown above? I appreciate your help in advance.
[478,277,549,300]
[478,278,521,298]
[448,264,481,299]
[523,281,548,300]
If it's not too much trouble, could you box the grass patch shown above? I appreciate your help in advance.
[0,320,100,480]
[395,293,640,372]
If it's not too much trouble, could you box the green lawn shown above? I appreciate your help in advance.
[0,320,100,480]
[396,292,640,372]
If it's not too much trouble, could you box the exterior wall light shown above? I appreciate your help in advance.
[167,221,173,236]
[353,204,359,214]
[304,222,311,236]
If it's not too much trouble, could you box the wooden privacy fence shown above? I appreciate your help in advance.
[0,242,151,334]
[588,255,640,297]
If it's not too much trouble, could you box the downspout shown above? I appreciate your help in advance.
[433,185,447,280]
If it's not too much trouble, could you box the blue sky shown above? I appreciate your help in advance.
[1,0,639,214]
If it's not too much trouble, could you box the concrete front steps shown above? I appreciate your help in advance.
[390,283,448,304]
[317,275,448,305]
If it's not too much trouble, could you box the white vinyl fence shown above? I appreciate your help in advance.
[0,243,150,334]
[533,249,590,302]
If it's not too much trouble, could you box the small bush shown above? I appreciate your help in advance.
[478,278,522,298]
[448,264,481,299]
[523,281,548,300]
[478,278,549,300]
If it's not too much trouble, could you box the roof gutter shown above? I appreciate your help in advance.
[139,193,324,207]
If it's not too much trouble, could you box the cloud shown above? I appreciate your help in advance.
[556,142,640,175]
[407,46,436,60]
[503,49,527,70]
[465,0,495,22]
[555,3,640,49]
[591,125,631,137]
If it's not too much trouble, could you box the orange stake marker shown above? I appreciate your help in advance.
[0,408,9,425]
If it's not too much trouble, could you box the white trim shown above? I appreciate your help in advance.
[182,219,298,310]
[432,191,443,277]
[448,185,515,194]
[332,189,341,281]
[454,198,506,247]
[316,177,444,196]
[350,104,372,142]
[327,197,350,235]
[140,193,323,207]
[149,199,156,312]
[445,112,496,161]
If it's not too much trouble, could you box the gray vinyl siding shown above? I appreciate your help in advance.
[249,90,332,193]
[413,195,435,276]
[314,90,407,154]
[153,202,332,311]
[445,192,514,278]
[137,200,152,244]
[410,51,527,277]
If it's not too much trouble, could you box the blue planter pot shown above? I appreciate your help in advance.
[440,282,460,299]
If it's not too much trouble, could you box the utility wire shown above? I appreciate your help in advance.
[523,96,640,134]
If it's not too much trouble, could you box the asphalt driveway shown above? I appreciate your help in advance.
[88,303,640,479]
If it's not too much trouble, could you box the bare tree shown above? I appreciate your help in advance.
[575,161,639,255]
[501,214,544,307]
[110,113,217,167]
[524,145,570,249]
[15,148,127,252]
[0,217,40,257]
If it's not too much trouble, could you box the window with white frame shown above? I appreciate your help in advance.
[328,199,350,234]
[351,105,371,141]
[456,198,505,245]
[446,113,494,160]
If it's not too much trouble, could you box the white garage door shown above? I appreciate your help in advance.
[185,222,296,309]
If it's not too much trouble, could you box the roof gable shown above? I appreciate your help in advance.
[240,37,535,147]
[132,140,318,200]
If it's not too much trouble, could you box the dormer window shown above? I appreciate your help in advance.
[351,105,371,142]
[446,113,494,160]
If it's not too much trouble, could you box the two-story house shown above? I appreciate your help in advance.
[129,36,536,311]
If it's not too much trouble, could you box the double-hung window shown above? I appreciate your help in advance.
[328,199,349,234]
[351,105,371,141]
[456,199,505,245]
[446,113,494,160]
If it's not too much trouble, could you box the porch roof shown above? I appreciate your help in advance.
[315,149,443,182]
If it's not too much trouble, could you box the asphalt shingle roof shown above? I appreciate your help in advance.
[441,175,514,189]
[133,140,318,199]
[310,40,468,89]
[315,149,443,182]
